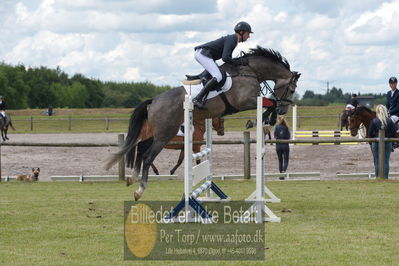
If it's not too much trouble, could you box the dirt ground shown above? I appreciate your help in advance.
[2,131,398,181]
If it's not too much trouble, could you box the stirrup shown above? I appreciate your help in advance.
[192,98,207,110]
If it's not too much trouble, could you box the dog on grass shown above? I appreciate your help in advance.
[16,168,40,182]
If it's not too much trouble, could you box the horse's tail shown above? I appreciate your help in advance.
[9,120,15,130]
[105,99,153,170]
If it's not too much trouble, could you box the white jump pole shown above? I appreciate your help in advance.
[292,104,297,140]
[183,94,193,219]
[240,97,281,223]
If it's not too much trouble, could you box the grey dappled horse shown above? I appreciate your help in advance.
[106,46,301,201]
[0,114,15,141]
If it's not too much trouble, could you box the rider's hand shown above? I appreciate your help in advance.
[240,57,249,66]
[232,57,248,66]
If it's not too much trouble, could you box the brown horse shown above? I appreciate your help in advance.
[246,119,272,140]
[150,117,224,175]
[347,106,375,137]
[348,106,399,139]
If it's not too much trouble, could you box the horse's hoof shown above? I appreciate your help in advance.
[126,177,134,187]
[134,191,141,201]
[170,170,175,175]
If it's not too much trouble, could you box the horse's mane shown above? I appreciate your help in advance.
[355,106,374,114]
[242,46,290,71]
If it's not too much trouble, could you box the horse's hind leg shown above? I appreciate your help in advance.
[134,140,168,201]
[126,138,153,186]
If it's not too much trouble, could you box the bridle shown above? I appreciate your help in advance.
[236,53,296,107]
[347,109,366,136]
[228,53,298,109]
[260,74,296,108]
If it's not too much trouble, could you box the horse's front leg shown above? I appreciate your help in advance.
[170,148,184,175]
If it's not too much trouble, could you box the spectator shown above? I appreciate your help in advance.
[368,105,396,179]
[386,77,399,123]
[47,106,53,116]
[274,116,290,179]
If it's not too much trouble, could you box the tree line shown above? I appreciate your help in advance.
[296,87,386,106]
[1,62,388,109]
[0,63,171,109]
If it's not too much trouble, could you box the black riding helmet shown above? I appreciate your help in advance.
[389,77,397,83]
[234,21,253,33]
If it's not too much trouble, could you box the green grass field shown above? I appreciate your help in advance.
[8,105,347,133]
[1,180,398,265]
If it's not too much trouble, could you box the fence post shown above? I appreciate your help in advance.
[243,131,251,179]
[105,117,109,130]
[378,129,385,178]
[118,134,125,181]
[30,116,33,131]
[68,116,72,131]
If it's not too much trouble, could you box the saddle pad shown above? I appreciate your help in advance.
[181,79,202,85]
[182,74,232,100]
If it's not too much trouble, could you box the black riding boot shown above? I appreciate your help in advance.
[192,77,219,110]
[185,70,209,81]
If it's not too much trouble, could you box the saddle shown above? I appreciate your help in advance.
[182,68,238,116]
[184,68,227,91]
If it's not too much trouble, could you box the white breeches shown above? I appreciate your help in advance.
[390,115,399,124]
[0,111,5,117]
[195,49,222,82]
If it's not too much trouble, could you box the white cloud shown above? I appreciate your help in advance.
[1,0,399,95]
[346,0,399,44]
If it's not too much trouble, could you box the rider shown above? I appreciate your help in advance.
[346,94,360,110]
[192,21,253,109]
[0,96,6,124]
[386,77,399,125]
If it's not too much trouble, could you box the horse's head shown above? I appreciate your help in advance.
[244,47,300,115]
[212,117,225,136]
[273,71,301,115]
[347,109,359,136]
[348,107,375,137]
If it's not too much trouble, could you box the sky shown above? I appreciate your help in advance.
[1,0,399,96]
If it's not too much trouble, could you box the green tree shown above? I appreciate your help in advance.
[71,74,104,107]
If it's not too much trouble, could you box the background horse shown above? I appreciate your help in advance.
[347,106,375,137]
[340,109,351,130]
[106,46,301,201]
[150,117,224,175]
[348,106,399,140]
[0,114,15,141]
[246,119,272,140]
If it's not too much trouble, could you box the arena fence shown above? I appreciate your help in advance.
[0,130,396,181]
[12,112,344,132]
